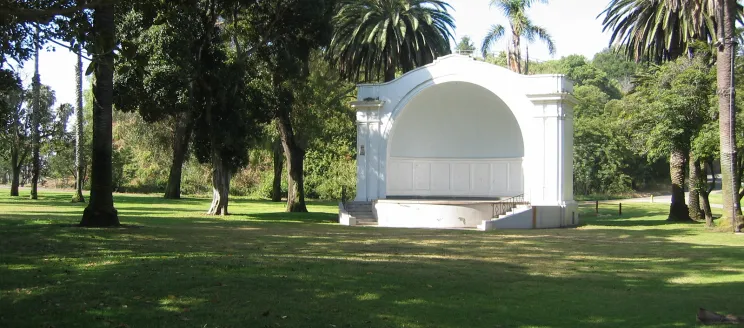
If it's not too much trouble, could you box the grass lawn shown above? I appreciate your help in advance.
[1,191,744,328]
[708,193,723,206]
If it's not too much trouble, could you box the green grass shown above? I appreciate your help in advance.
[1,191,744,328]
[708,193,723,206]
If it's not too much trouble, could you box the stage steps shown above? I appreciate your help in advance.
[478,205,533,231]
[495,204,531,219]
[344,201,377,225]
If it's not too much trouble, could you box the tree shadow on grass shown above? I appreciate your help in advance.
[1,217,743,328]
[3,195,744,327]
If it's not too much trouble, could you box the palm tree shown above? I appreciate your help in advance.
[601,0,719,62]
[328,0,455,82]
[715,0,742,231]
[72,44,85,203]
[79,3,120,227]
[30,24,41,200]
[600,0,742,224]
[481,0,556,74]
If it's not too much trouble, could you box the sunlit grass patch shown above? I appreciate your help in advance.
[0,190,743,327]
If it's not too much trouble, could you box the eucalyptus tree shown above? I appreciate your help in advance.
[481,0,556,74]
[691,120,721,226]
[245,0,336,212]
[630,56,714,222]
[115,0,280,215]
[0,70,26,197]
[114,6,196,201]
[328,0,455,82]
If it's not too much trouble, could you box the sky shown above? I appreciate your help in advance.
[16,0,615,109]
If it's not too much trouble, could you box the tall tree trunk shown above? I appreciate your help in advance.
[30,25,41,200]
[702,160,716,227]
[668,148,693,222]
[72,46,85,203]
[688,154,704,221]
[717,0,742,231]
[164,112,193,199]
[737,152,744,209]
[271,138,283,202]
[509,32,521,73]
[10,149,20,197]
[80,3,120,227]
[276,116,307,213]
[524,44,529,75]
[207,151,230,215]
[203,72,230,215]
[10,166,20,196]
[384,62,396,82]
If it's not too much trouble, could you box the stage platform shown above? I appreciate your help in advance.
[340,198,579,230]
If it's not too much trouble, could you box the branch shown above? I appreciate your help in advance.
[46,39,92,61]
[0,0,114,23]
[706,160,716,194]
[18,148,30,169]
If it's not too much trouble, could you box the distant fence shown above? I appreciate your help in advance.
[590,200,623,216]
[454,49,475,56]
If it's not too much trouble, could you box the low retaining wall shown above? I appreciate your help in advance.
[373,200,579,230]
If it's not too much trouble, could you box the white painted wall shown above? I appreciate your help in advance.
[376,201,495,228]
[389,82,523,159]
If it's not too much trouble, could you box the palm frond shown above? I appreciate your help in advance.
[327,0,455,82]
[481,24,505,58]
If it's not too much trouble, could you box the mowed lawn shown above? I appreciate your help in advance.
[1,192,743,328]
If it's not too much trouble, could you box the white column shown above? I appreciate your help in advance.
[563,105,575,202]
[527,94,576,206]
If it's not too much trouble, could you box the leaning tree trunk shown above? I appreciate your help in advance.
[717,0,742,230]
[203,78,230,215]
[30,25,41,200]
[688,154,704,221]
[72,46,85,203]
[668,148,693,222]
[276,115,308,213]
[80,3,120,227]
[207,150,230,215]
[164,112,193,199]
[271,138,283,202]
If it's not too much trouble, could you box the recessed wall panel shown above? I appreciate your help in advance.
[414,163,431,190]
[471,163,491,194]
[431,163,451,191]
[388,158,522,197]
[491,163,508,194]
